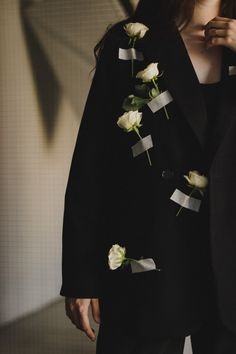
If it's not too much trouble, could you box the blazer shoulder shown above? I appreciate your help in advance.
[108,18,130,33]
[94,18,131,69]
[103,18,133,44]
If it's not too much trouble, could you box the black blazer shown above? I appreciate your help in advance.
[60,18,236,337]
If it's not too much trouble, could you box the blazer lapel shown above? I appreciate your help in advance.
[209,48,236,166]
[141,22,208,149]
[219,48,236,131]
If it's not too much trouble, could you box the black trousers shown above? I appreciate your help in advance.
[96,325,185,354]
[96,309,236,354]
[190,311,236,354]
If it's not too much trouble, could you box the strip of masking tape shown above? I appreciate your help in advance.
[119,48,144,61]
[228,66,236,76]
[170,189,201,212]
[132,134,153,158]
[147,90,173,113]
[130,258,156,273]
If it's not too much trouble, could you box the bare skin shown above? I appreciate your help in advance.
[181,0,236,83]
[205,16,236,52]
[179,0,222,84]
[179,0,236,83]
[65,298,100,341]
[65,0,236,342]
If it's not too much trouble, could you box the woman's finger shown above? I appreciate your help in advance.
[205,18,236,33]
[206,36,234,49]
[78,308,96,341]
[204,18,236,52]
[91,298,101,324]
[205,21,230,32]
[65,297,75,319]
[71,308,84,329]
[205,28,229,39]
[65,298,81,327]
[73,299,96,341]
[213,16,233,22]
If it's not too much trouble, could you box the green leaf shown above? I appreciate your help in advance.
[122,97,138,111]
[122,95,150,111]
[134,84,150,98]
[150,88,158,98]
[132,95,150,106]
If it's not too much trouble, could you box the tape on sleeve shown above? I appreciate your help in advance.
[130,258,156,273]
[147,90,173,114]
[229,66,236,76]
[170,189,201,212]
[131,134,153,158]
[119,48,144,61]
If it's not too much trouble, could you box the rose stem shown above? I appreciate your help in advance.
[152,79,170,120]
[131,37,137,77]
[125,257,137,262]
[134,127,152,166]
[176,187,196,216]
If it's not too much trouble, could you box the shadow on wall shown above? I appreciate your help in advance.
[20,0,61,144]
[18,0,135,144]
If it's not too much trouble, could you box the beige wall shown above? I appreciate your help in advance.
[0,0,126,327]
[0,0,79,325]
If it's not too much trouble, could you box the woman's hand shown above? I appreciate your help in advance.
[205,16,236,52]
[65,298,100,341]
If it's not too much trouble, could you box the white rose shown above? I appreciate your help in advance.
[136,63,159,82]
[123,22,149,39]
[117,110,142,132]
[108,244,126,270]
[184,170,208,190]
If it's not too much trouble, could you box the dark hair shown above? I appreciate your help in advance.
[93,0,236,68]
[134,0,236,30]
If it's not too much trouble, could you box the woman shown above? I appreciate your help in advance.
[60,0,236,353]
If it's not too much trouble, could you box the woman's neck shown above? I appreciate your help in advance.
[191,0,221,28]
[176,0,222,31]
[196,0,221,6]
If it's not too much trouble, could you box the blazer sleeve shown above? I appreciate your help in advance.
[59,31,118,298]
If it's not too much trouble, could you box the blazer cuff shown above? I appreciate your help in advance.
[59,273,101,298]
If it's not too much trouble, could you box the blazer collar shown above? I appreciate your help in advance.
[140,22,217,149]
